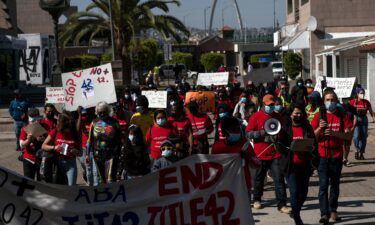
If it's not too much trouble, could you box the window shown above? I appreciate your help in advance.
[301,0,309,5]
[288,0,293,14]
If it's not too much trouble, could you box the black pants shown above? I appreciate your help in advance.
[192,138,209,154]
[23,159,40,181]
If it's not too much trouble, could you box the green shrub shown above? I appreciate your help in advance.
[200,53,224,72]
[283,51,302,80]
[101,49,112,62]
[250,54,272,63]
[64,55,99,72]
[168,52,193,69]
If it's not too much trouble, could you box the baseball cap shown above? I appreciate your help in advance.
[262,94,275,105]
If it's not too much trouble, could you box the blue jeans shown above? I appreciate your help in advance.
[253,158,287,209]
[86,152,113,186]
[78,148,87,179]
[318,157,343,216]
[14,120,27,150]
[353,116,368,153]
[287,164,311,223]
[57,158,77,186]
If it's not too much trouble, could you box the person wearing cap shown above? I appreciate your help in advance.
[305,79,314,95]
[130,95,154,138]
[9,89,34,151]
[19,108,45,180]
[349,88,375,160]
[186,101,214,154]
[151,139,181,172]
[245,94,291,214]
[306,91,322,123]
[145,109,177,160]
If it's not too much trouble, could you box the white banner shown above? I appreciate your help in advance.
[0,154,254,225]
[142,90,168,109]
[46,87,65,104]
[197,72,229,86]
[314,76,356,98]
[246,63,274,85]
[62,63,117,111]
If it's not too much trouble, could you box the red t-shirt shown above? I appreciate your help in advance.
[311,112,353,158]
[245,110,282,160]
[217,99,234,111]
[20,127,39,162]
[291,126,307,164]
[145,123,176,159]
[178,94,186,102]
[81,117,92,148]
[349,99,371,116]
[39,118,57,132]
[186,113,214,144]
[113,114,129,139]
[167,116,192,144]
[215,122,226,141]
[49,129,78,158]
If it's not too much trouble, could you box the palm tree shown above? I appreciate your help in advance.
[60,0,189,85]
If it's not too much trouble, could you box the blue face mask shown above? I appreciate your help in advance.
[275,105,283,113]
[219,112,229,118]
[161,150,173,157]
[240,97,247,103]
[157,118,166,126]
[264,105,275,114]
[227,133,241,142]
[136,106,144,113]
[325,101,337,112]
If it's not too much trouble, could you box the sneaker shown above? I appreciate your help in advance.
[253,201,262,209]
[343,160,351,167]
[319,215,329,224]
[355,152,359,160]
[359,153,365,160]
[278,206,292,214]
[330,212,342,222]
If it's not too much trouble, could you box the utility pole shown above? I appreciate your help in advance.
[109,0,116,61]
[204,6,211,36]
[273,0,276,31]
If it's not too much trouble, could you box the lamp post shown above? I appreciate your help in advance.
[204,6,211,36]
[39,0,70,86]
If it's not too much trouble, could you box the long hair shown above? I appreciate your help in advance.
[57,112,80,144]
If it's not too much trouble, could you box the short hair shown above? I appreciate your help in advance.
[322,88,338,102]
[44,103,55,110]
[28,108,40,118]
[95,101,112,115]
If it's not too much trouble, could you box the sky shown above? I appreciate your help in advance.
[72,0,286,29]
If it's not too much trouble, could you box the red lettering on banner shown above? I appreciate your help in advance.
[159,167,179,196]
[181,164,202,193]
[65,79,76,105]
[190,197,206,225]
[72,71,82,78]
[148,207,162,225]
[90,67,102,75]
[218,191,240,225]
[200,162,223,189]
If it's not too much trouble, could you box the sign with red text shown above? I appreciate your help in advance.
[62,63,117,111]
[46,87,65,104]
[185,91,216,113]
[0,154,254,225]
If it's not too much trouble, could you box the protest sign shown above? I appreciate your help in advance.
[46,87,65,104]
[62,63,117,111]
[0,154,254,225]
[24,123,47,137]
[314,76,356,98]
[197,72,229,86]
[141,90,168,109]
[185,91,216,113]
[246,62,274,85]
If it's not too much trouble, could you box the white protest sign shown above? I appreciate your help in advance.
[142,90,168,108]
[247,62,274,85]
[314,76,356,98]
[46,87,65,104]
[62,63,117,111]
[0,154,254,225]
[197,72,229,86]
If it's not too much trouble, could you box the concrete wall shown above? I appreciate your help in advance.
[368,53,375,106]
[16,0,54,35]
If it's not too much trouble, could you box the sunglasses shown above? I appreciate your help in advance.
[161,146,174,151]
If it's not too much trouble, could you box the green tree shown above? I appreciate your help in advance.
[283,51,302,80]
[130,38,158,82]
[168,52,193,69]
[60,0,189,85]
[200,53,224,72]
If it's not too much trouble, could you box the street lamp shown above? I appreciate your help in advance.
[39,0,70,86]
[204,6,211,36]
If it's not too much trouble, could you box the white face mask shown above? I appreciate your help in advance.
[128,135,135,142]
[28,116,41,123]
[359,94,365,99]
[162,150,173,157]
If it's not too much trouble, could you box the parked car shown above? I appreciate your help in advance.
[272,61,283,78]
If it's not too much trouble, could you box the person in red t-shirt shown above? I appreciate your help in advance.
[217,90,234,112]
[146,109,177,159]
[245,94,290,214]
[281,104,316,225]
[19,108,45,180]
[311,89,353,223]
[39,103,57,132]
[349,88,375,160]
[167,100,193,155]
[186,101,214,154]
[42,112,82,185]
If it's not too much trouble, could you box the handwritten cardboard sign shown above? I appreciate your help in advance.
[141,90,168,109]
[314,76,356,98]
[46,87,65,104]
[62,63,117,111]
[185,91,216,113]
[197,72,229,86]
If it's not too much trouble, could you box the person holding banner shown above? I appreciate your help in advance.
[187,101,214,154]
[42,112,81,185]
[311,89,353,223]
[146,109,177,160]
[130,95,154,138]
[86,102,121,185]
[167,100,193,155]
[245,94,290,214]
[349,88,375,160]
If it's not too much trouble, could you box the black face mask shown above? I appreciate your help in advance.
[293,116,302,124]
[46,113,55,120]
[98,112,108,119]
[189,107,198,115]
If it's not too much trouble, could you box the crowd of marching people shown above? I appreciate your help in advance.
[9,74,374,225]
